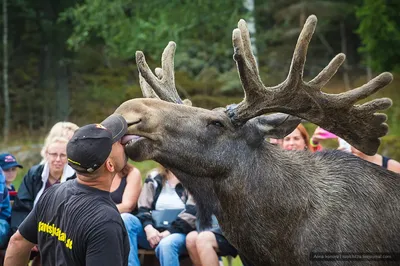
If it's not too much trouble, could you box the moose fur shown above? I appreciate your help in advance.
[115,14,400,266]
[116,99,400,266]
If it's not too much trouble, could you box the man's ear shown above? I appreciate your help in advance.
[252,113,301,139]
[105,158,116,173]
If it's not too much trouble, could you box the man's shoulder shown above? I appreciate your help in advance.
[77,202,124,236]
[63,187,119,218]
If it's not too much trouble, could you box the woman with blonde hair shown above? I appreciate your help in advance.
[40,122,79,163]
[11,136,76,265]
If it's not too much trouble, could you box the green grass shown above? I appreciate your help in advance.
[222,256,242,266]
[13,168,27,190]
[132,160,159,180]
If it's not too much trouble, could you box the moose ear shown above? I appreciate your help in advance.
[252,113,301,139]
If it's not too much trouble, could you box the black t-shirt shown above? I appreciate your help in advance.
[19,179,129,266]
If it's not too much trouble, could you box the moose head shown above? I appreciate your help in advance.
[115,15,399,266]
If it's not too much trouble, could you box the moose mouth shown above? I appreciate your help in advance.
[121,135,143,146]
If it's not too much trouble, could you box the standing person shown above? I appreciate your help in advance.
[0,153,23,201]
[4,114,130,266]
[282,124,323,152]
[0,167,11,248]
[122,165,196,266]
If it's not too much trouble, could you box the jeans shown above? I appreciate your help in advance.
[121,213,187,266]
[0,219,10,247]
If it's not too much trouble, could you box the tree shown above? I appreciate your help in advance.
[3,0,9,142]
[254,0,361,87]
[62,0,246,73]
[356,0,400,72]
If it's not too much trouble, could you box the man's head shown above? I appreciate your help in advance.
[67,114,127,178]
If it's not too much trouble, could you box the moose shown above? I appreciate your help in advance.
[116,15,400,265]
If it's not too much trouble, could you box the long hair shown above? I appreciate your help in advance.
[296,123,312,151]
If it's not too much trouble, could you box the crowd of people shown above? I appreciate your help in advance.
[0,117,398,266]
[272,124,400,173]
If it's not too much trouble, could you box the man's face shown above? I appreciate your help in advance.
[3,167,18,184]
[108,140,127,173]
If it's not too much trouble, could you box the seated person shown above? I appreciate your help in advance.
[186,215,238,266]
[110,162,142,238]
[349,146,400,174]
[39,121,79,164]
[0,167,11,248]
[110,163,142,214]
[11,137,76,233]
[0,153,23,201]
[122,165,196,266]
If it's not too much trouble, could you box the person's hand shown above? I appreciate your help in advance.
[311,127,337,146]
[144,225,161,248]
[160,230,171,239]
[311,127,324,145]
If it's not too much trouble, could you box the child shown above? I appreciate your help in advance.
[0,153,23,201]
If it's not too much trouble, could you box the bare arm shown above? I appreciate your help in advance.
[388,159,400,174]
[4,230,35,266]
[116,165,142,213]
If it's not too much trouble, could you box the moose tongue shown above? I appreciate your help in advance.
[121,135,141,145]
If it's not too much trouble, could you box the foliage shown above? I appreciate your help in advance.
[1,0,400,151]
[356,0,400,72]
[61,0,245,67]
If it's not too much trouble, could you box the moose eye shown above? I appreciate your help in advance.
[209,120,225,128]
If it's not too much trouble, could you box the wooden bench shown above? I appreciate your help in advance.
[138,249,192,266]
[138,249,233,266]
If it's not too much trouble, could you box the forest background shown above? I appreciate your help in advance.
[1,0,400,190]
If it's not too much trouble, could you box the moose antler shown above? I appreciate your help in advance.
[136,42,183,104]
[226,15,393,155]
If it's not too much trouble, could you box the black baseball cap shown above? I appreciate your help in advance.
[67,114,127,173]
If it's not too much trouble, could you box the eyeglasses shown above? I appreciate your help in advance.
[47,152,67,160]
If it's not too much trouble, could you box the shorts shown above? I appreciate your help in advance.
[214,232,238,257]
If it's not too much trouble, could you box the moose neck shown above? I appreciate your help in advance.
[156,142,316,237]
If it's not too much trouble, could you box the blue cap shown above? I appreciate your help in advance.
[0,153,23,170]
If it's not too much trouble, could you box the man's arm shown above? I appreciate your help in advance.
[4,230,35,266]
[86,221,129,266]
[6,199,39,266]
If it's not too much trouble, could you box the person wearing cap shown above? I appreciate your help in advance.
[0,153,23,201]
[4,114,130,266]
[0,167,11,248]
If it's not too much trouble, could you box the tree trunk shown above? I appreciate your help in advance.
[243,0,258,63]
[38,43,54,129]
[366,54,372,81]
[340,21,350,90]
[299,0,306,26]
[55,56,70,121]
[3,0,9,143]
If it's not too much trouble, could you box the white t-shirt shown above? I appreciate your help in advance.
[155,181,185,210]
